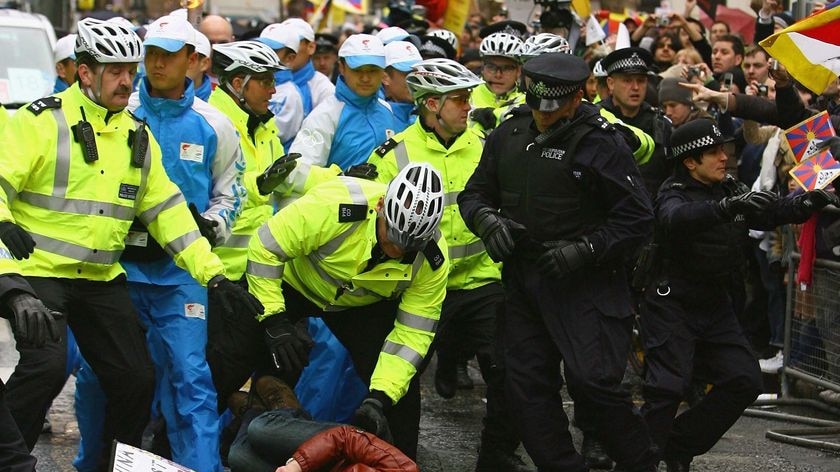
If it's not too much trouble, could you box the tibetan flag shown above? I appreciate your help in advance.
[759,5,840,94]
[790,149,840,190]
[785,111,836,163]
[332,0,366,14]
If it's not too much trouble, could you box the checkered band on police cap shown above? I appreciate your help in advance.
[670,120,732,160]
[606,52,648,75]
[527,79,580,99]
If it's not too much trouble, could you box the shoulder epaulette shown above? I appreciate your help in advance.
[26,97,61,115]
[590,114,614,132]
[667,182,686,190]
[422,239,445,271]
[375,138,399,157]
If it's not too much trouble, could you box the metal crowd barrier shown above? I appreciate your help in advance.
[744,251,840,452]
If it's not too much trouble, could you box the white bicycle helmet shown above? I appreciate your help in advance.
[406,58,484,101]
[592,59,607,78]
[427,29,459,52]
[479,32,522,59]
[212,40,284,76]
[383,163,444,251]
[519,33,570,60]
[75,17,143,63]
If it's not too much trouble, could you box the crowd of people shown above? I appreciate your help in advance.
[1,0,840,471]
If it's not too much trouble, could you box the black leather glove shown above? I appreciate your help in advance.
[717,190,777,217]
[256,153,300,195]
[0,221,35,260]
[188,203,220,246]
[263,314,314,373]
[794,189,838,211]
[352,393,394,443]
[537,239,595,278]
[473,207,519,262]
[343,163,379,180]
[208,275,264,318]
[6,293,62,347]
[470,107,497,130]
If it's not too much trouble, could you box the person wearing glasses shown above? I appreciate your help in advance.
[471,32,524,110]
[245,163,449,460]
[366,58,532,472]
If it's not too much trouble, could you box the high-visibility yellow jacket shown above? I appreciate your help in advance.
[0,84,224,284]
[367,121,500,291]
[246,176,450,403]
[208,88,283,279]
[0,105,8,132]
[470,83,524,110]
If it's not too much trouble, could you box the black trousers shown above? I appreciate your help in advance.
[427,283,519,452]
[0,381,35,472]
[5,276,154,469]
[640,275,762,463]
[503,259,658,472]
[207,282,423,459]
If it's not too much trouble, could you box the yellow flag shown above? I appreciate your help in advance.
[571,0,591,19]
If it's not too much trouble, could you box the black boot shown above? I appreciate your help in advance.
[434,356,457,399]
[475,446,534,472]
[456,360,474,390]
[663,458,691,472]
[581,435,613,470]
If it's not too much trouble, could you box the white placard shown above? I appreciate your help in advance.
[111,442,196,472]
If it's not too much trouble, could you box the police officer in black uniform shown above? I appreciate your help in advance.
[459,52,659,472]
[639,119,836,472]
[600,47,672,198]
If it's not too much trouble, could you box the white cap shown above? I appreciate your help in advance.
[280,17,315,42]
[339,34,385,69]
[259,23,300,53]
[54,34,77,63]
[193,29,212,57]
[144,15,196,53]
[376,26,409,45]
[169,8,188,20]
[385,41,422,72]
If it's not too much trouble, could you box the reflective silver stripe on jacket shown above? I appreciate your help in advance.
[18,192,134,221]
[246,260,284,279]
[394,141,409,170]
[257,225,290,261]
[382,340,423,368]
[313,177,368,260]
[396,309,438,333]
[0,177,17,205]
[51,108,71,198]
[165,230,201,256]
[138,193,186,225]
[30,232,122,265]
[448,239,485,260]
[443,191,459,207]
[224,234,252,249]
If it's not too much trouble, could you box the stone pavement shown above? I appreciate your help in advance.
[2,319,839,471]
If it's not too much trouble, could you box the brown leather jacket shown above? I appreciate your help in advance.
[290,426,419,472]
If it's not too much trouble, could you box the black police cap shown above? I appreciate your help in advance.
[522,53,589,111]
[479,20,528,40]
[601,47,653,76]
[418,34,456,60]
[314,33,338,53]
[670,118,735,160]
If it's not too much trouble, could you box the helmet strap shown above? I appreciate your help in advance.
[82,64,105,106]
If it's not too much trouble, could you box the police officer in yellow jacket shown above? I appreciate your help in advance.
[208,40,286,280]
[243,163,448,459]
[366,58,529,472]
[0,19,261,463]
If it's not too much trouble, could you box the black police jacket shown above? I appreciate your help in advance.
[601,97,673,198]
[656,172,813,279]
[459,101,654,266]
